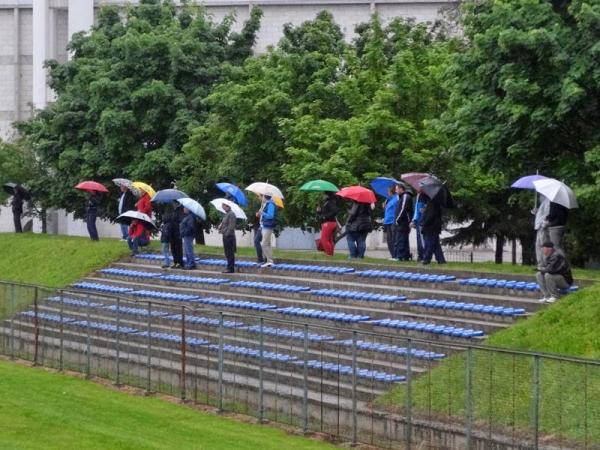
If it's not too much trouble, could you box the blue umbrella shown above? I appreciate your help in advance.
[216,182,248,207]
[151,189,189,203]
[176,198,206,220]
[511,174,548,190]
[370,177,402,199]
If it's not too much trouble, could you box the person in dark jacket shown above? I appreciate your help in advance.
[544,202,569,255]
[166,202,184,268]
[536,241,573,303]
[420,195,445,264]
[317,192,339,256]
[86,192,99,241]
[179,207,197,270]
[393,184,414,261]
[382,187,399,259]
[410,189,427,261]
[218,203,237,273]
[345,201,372,259]
[159,215,172,269]
[118,185,136,240]
[127,219,150,255]
[11,190,24,233]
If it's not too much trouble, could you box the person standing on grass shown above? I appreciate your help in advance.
[218,202,237,273]
[258,193,277,268]
[536,241,573,304]
[410,188,427,262]
[382,187,399,260]
[86,192,99,241]
[159,215,172,269]
[168,201,184,268]
[127,219,150,255]
[420,195,446,265]
[117,185,136,241]
[393,183,413,261]
[11,189,24,233]
[179,207,197,270]
[316,192,339,257]
[345,200,372,259]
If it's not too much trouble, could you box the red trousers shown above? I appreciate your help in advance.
[319,221,337,256]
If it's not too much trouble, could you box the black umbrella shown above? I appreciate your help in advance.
[419,176,454,208]
[116,211,157,230]
[3,182,31,200]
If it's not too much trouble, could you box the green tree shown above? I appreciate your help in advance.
[19,0,262,219]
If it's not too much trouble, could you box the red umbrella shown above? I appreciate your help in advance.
[336,186,376,204]
[75,181,109,193]
[401,172,430,190]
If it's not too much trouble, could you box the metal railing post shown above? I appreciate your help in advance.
[352,330,358,445]
[259,317,264,422]
[9,283,15,360]
[115,297,121,385]
[405,339,413,449]
[465,347,473,449]
[532,355,541,449]
[180,306,186,401]
[218,312,224,412]
[85,294,91,379]
[146,301,152,393]
[59,292,64,371]
[33,286,39,366]
[303,323,309,434]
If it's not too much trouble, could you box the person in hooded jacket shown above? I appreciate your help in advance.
[316,192,340,256]
[345,200,372,259]
[86,192,100,241]
[393,183,414,261]
[136,191,152,217]
[166,201,184,268]
[420,195,446,264]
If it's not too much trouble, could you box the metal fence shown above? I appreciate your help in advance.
[1,281,599,449]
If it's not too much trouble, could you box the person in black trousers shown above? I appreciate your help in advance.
[168,201,184,268]
[86,192,99,241]
[218,203,237,273]
[345,201,372,259]
[11,190,24,233]
[117,185,136,240]
[393,184,414,261]
[420,195,446,264]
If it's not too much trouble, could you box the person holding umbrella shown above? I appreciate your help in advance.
[259,193,277,268]
[10,187,24,233]
[117,185,136,240]
[420,194,446,265]
[382,187,399,259]
[393,183,414,261]
[179,207,197,270]
[86,192,100,241]
[345,200,372,259]
[410,187,427,262]
[316,192,340,256]
[217,202,237,273]
[127,218,151,255]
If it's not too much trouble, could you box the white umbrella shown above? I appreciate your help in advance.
[116,211,156,229]
[210,198,247,220]
[112,178,140,196]
[245,182,284,199]
[532,178,578,209]
[176,198,207,220]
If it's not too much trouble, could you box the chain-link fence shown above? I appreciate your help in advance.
[1,281,599,449]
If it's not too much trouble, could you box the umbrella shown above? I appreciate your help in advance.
[216,182,248,207]
[336,186,377,204]
[419,175,453,208]
[75,181,109,193]
[116,211,156,229]
[132,181,156,198]
[299,180,339,193]
[401,172,430,190]
[511,174,548,190]
[3,182,31,200]
[176,198,207,220]
[210,198,247,220]
[370,177,402,199]
[151,189,189,204]
[112,178,140,196]
[532,178,578,209]
[245,182,284,199]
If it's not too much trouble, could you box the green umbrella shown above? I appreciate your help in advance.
[299,179,339,192]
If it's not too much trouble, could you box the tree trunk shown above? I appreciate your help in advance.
[494,234,504,264]
[511,239,517,265]
[520,230,536,266]
[41,208,47,234]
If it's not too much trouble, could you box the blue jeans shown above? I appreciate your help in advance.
[183,236,196,268]
[254,228,265,263]
[161,242,171,266]
[120,224,129,240]
[422,233,446,264]
[346,231,367,258]
[127,235,149,254]
[415,224,424,261]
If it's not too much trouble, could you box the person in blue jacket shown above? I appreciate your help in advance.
[382,187,399,259]
[259,193,277,267]
[410,188,427,262]
[179,207,197,270]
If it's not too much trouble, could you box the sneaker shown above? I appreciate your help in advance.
[538,297,548,303]
[260,262,273,268]
[546,297,557,303]
[387,257,398,261]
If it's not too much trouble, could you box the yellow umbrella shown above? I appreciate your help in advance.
[132,181,156,198]
[252,192,284,208]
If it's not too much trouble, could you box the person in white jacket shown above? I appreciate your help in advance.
[533,195,550,268]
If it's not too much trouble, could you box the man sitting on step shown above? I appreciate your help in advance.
[536,241,573,304]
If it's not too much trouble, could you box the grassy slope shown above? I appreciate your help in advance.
[0,360,332,450]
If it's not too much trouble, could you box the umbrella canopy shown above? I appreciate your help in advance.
[299,179,339,193]
[151,189,189,204]
[245,182,284,199]
[511,174,548,190]
[75,181,109,193]
[112,178,140,196]
[132,181,156,198]
[210,198,247,220]
[370,177,402,199]
[419,175,453,208]
[116,211,156,229]
[401,172,430,190]
[3,182,30,199]
[215,182,248,207]
[532,178,578,209]
[336,186,377,204]
[176,198,207,220]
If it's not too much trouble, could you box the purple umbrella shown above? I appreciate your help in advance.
[511,174,548,190]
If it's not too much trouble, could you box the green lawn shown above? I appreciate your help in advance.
[0,359,333,450]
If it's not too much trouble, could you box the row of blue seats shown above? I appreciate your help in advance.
[20,311,74,323]
[100,268,161,279]
[357,270,456,283]
[197,258,259,268]
[272,263,355,274]
[71,320,138,334]
[409,299,526,317]
[208,344,298,362]
[136,331,208,347]
[195,296,278,311]
[229,280,311,293]
[129,290,200,302]
[164,314,244,329]
[73,282,134,294]
[334,339,446,360]
[104,305,170,318]
[311,288,406,303]
[370,319,484,338]
[244,325,335,342]
[134,254,196,263]
[276,307,370,323]
[102,268,231,286]
[297,360,405,383]
[459,277,580,293]
[159,274,230,285]
[47,296,106,309]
